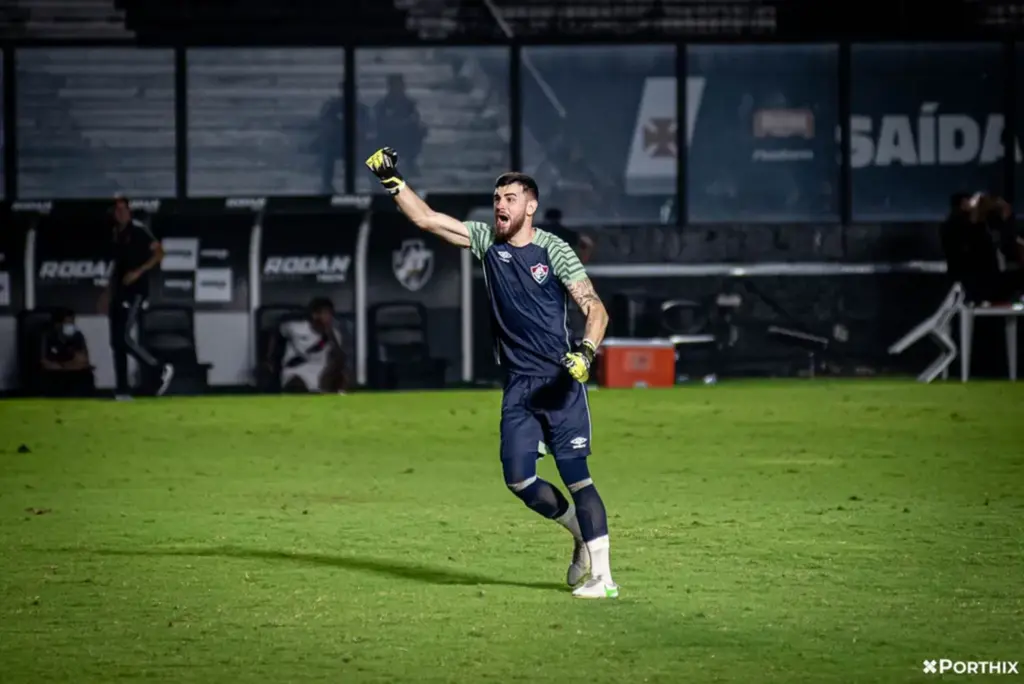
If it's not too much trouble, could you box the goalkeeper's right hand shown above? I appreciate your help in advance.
[365,147,405,195]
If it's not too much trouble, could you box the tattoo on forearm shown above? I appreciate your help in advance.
[568,279,600,315]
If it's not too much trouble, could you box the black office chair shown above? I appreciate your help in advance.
[139,305,212,394]
[368,302,447,389]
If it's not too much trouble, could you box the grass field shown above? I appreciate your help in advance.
[0,381,1022,683]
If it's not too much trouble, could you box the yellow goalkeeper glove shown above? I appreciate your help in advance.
[364,147,406,195]
[563,340,597,383]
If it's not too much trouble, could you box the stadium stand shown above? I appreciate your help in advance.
[183,46,506,195]
[0,0,131,40]
[357,48,509,192]
[973,0,1024,30]
[120,0,409,42]
[187,48,347,197]
[481,0,777,36]
[16,47,175,199]
[0,0,999,42]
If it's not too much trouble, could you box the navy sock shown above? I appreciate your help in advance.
[570,483,608,541]
[555,458,609,542]
[508,477,571,519]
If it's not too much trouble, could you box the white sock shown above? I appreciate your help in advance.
[554,503,583,540]
[586,535,612,583]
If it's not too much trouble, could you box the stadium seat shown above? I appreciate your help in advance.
[888,284,963,383]
[660,298,721,380]
[957,296,1023,382]
[255,305,305,392]
[138,305,212,395]
[254,305,356,392]
[368,302,447,390]
[0,0,130,39]
[16,307,62,395]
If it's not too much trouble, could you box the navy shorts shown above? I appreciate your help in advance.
[501,372,592,463]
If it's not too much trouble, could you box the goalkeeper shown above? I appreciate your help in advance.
[366,148,618,599]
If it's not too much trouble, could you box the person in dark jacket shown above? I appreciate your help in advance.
[99,197,173,399]
[941,193,1024,304]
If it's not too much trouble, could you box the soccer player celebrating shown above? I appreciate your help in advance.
[366,147,618,598]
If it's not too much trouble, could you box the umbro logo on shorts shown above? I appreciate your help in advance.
[570,436,588,449]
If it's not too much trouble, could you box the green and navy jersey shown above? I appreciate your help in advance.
[466,221,587,377]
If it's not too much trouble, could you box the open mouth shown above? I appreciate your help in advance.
[495,213,510,228]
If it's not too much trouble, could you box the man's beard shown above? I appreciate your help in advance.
[495,213,525,242]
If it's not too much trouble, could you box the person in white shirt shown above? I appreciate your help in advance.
[275,298,347,393]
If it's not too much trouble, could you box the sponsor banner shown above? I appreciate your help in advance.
[684,45,840,222]
[850,43,1013,221]
[259,212,362,311]
[0,210,26,313]
[522,45,675,224]
[625,76,686,197]
[32,212,115,312]
[365,212,460,307]
[150,214,251,311]
[626,44,1021,222]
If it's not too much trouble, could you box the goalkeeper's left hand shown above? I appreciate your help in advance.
[563,340,597,383]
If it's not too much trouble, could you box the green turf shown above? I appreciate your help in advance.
[1,381,1022,683]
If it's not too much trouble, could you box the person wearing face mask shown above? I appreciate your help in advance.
[38,309,95,397]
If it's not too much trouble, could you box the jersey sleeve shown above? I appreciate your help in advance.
[133,220,158,244]
[547,234,588,285]
[464,221,495,260]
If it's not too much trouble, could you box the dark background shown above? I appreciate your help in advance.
[2,2,1022,384]
[3,41,1022,226]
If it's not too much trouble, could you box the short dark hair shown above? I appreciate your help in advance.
[494,172,539,200]
[309,297,334,313]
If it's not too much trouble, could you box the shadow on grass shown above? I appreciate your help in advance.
[85,546,566,592]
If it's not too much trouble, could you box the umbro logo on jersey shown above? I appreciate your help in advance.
[530,263,549,284]
[497,250,512,263]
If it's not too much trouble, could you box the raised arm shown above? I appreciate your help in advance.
[392,185,471,249]
[566,277,609,349]
[365,147,470,249]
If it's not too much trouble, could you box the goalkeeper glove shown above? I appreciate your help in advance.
[563,340,597,383]
[364,147,405,195]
